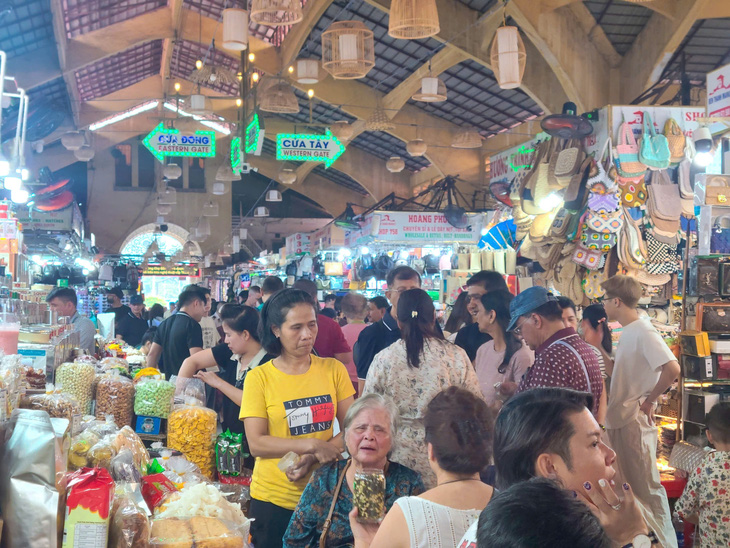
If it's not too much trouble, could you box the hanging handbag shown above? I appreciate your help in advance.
[563,156,592,212]
[586,142,618,195]
[583,269,607,300]
[646,170,681,222]
[522,139,557,215]
[617,173,648,208]
[586,208,623,234]
[571,244,604,271]
[581,227,617,252]
[549,138,586,187]
[319,460,351,548]
[615,122,646,177]
[638,111,671,169]
[711,215,730,254]
[644,232,680,274]
[548,207,574,241]
[530,210,559,243]
[587,191,620,214]
[663,118,686,164]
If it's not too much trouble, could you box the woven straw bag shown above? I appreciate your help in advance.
[663,118,686,164]
[549,139,585,187]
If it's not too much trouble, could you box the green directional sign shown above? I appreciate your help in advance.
[142,122,216,163]
[276,129,345,168]
[231,113,265,174]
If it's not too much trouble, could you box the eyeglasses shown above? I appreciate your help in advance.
[513,317,527,336]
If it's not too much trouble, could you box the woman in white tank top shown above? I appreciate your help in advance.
[349,387,494,548]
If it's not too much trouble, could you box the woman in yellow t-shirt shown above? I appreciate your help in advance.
[241,288,355,548]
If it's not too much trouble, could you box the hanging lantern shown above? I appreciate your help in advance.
[239,228,248,239]
[204,254,213,268]
[190,228,205,242]
[406,139,428,157]
[389,0,439,39]
[366,103,395,131]
[331,120,354,141]
[250,0,302,27]
[163,163,182,179]
[212,181,229,195]
[156,198,172,216]
[216,164,240,182]
[74,145,95,161]
[279,168,297,185]
[321,21,375,80]
[266,189,282,202]
[222,8,249,51]
[222,243,233,256]
[189,94,207,113]
[294,59,321,84]
[197,217,211,237]
[232,234,241,253]
[61,132,84,151]
[202,200,219,217]
[259,81,300,114]
[254,206,269,217]
[490,26,526,90]
[411,76,447,102]
[158,185,177,205]
[386,156,405,173]
[215,252,224,266]
[452,128,483,149]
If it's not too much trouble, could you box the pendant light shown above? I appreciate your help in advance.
[202,200,219,217]
[239,228,248,239]
[156,198,172,216]
[259,80,300,114]
[490,23,526,90]
[61,132,84,151]
[294,59,321,84]
[163,163,182,179]
[266,189,282,202]
[321,21,375,80]
[412,74,447,102]
[254,206,269,217]
[250,0,302,27]
[212,181,229,195]
[331,120,354,141]
[406,139,428,156]
[216,164,240,182]
[365,100,395,131]
[222,8,248,51]
[386,156,405,173]
[232,234,241,253]
[452,128,482,149]
[197,217,211,237]
[279,168,297,185]
[74,145,95,162]
[158,184,177,205]
[389,0,439,39]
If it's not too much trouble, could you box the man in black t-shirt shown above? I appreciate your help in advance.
[116,295,149,347]
[454,270,508,361]
[106,287,131,329]
[146,287,206,379]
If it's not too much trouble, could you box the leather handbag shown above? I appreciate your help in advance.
[617,174,647,208]
[615,122,646,177]
[711,215,730,254]
[703,175,730,205]
[582,227,617,252]
[638,112,671,169]
[549,138,585,187]
[663,118,686,164]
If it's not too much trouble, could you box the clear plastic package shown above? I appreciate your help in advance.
[134,377,175,418]
[168,399,217,478]
[353,468,386,523]
[96,371,135,427]
[56,361,96,414]
[109,485,151,548]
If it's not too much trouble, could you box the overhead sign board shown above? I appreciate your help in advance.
[276,130,345,168]
[370,211,484,244]
[143,122,216,162]
[231,113,265,174]
[142,264,200,277]
[708,63,730,118]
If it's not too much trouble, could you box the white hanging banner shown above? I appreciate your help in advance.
[368,211,484,244]
[707,63,730,118]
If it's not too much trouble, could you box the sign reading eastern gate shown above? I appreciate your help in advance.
[276,130,345,168]
[143,122,216,162]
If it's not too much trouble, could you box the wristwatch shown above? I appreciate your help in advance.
[622,531,659,548]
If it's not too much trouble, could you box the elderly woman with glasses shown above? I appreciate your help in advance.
[283,393,426,547]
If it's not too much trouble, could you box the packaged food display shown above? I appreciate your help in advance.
[62,467,116,548]
[168,400,217,478]
[173,377,206,407]
[56,361,96,414]
[109,485,150,548]
[134,377,175,418]
[96,371,135,427]
[110,449,143,484]
[353,468,386,523]
[150,517,246,548]
[68,429,102,469]
[156,482,248,525]
[99,356,130,373]
[88,435,118,469]
[112,426,151,470]
[141,473,179,510]
[28,384,81,421]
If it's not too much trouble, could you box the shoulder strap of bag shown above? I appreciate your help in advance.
[644,112,655,138]
[554,339,592,392]
[320,459,351,548]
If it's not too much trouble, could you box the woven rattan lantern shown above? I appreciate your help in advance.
[412,75,447,102]
[61,132,84,151]
[212,181,229,195]
[366,103,395,131]
[222,8,248,51]
[389,0,439,39]
[294,59,322,84]
[452,128,482,149]
[331,120,354,141]
[203,200,219,217]
[322,21,375,80]
[406,139,428,157]
[163,163,182,179]
[260,80,300,114]
[386,157,405,173]
[250,0,302,26]
[490,26,526,90]
[279,168,297,185]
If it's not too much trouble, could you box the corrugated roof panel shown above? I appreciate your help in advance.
[458,0,497,12]
[0,0,55,59]
[584,0,652,55]
[312,164,369,195]
[75,40,163,101]
[350,131,431,172]
[62,0,167,38]
[170,40,240,96]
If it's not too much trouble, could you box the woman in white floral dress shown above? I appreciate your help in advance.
[363,288,483,488]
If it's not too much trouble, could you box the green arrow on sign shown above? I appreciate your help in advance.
[142,122,217,163]
[276,129,345,169]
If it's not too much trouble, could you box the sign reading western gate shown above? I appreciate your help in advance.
[276,130,345,168]
[143,123,216,162]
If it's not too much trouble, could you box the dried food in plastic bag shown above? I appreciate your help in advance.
[112,426,150,470]
[96,371,135,427]
[74,354,98,366]
[173,376,206,407]
[99,357,130,373]
[155,482,248,525]
[56,361,96,414]
[141,473,179,511]
[168,401,217,478]
[109,485,150,548]
[88,434,118,469]
[150,516,248,548]
[83,414,119,436]
[134,377,175,418]
[30,384,81,420]
[63,467,115,548]
[110,448,143,483]
[68,429,102,469]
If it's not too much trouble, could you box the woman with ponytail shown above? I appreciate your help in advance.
[362,288,482,488]
[473,290,533,407]
[580,304,615,379]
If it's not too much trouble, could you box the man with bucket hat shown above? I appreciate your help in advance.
[509,287,603,419]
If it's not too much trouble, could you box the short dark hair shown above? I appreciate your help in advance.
[249,285,261,294]
[177,288,205,309]
[556,296,576,313]
[46,287,77,307]
[477,478,612,548]
[368,296,389,310]
[466,270,508,292]
[238,290,248,300]
[141,327,157,347]
[262,276,284,295]
[493,388,594,490]
[707,402,730,444]
[397,288,442,368]
[386,265,420,287]
[220,304,262,343]
[425,387,493,475]
[148,303,165,319]
[341,292,368,320]
[184,284,210,297]
[292,278,318,299]
[528,300,563,322]
[324,294,337,304]
[258,289,318,355]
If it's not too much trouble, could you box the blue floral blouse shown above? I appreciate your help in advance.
[283,459,425,547]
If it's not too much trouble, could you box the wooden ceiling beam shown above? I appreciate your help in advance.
[619,0,711,104]
[280,0,335,69]
[541,0,677,19]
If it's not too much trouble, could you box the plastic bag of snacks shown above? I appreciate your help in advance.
[74,354,98,366]
[134,377,175,418]
[155,482,248,525]
[110,448,143,484]
[217,430,248,479]
[141,473,179,511]
[162,456,207,488]
[69,428,102,469]
[150,516,247,548]
[168,398,218,478]
[133,367,163,383]
[99,356,130,373]
[62,467,116,548]
[56,361,96,414]
[96,370,135,427]
[173,376,206,407]
[109,484,150,548]
[88,434,118,469]
[27,383,81,420]
[112,426,151,470]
